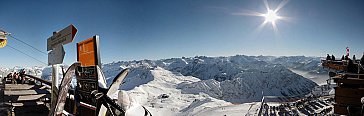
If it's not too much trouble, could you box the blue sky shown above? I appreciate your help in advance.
[1,0,364,68]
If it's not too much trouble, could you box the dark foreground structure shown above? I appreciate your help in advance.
[0,74,51,116]
[322,58,364,115]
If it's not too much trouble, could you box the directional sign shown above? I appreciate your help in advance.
[0,32,7,48]
[47,25,77,51]
[48,45,65,65]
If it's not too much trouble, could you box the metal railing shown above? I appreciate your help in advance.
[25,74,52,86]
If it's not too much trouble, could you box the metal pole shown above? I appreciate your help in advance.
[50,31,60,108]
[51,64,59,108]
[358,63,360,78]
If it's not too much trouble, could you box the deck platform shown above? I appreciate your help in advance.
[0,77,51,116]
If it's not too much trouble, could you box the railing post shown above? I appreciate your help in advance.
[358,63,360,78]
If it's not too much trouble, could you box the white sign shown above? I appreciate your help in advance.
[47,25,77,51]
[48,45,65,65]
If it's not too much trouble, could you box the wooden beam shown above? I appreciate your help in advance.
[335,95,362,106]
[5,84,48,90]
[5,101,45,107]
[5,94,50,102]
[333,77,364,85]
[5,89,51,96]
[335,87,364,98]
[321,60,347,71]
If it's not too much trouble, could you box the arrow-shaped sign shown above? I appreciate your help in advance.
[47,25,77,51]
[48,45,65,65]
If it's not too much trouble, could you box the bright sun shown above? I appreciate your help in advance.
[263,10,280,24]
[232,0,289,33]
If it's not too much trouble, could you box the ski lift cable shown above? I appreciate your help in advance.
[7,44,48,65]
[7,35,48,55]
[0,29,47,55]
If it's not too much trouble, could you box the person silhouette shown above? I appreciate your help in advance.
[331,55,335,61]
[326,54,331,60]
[353,55,356,62]
[345,55,350,60]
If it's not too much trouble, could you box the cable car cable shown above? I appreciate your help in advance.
[8,35,48,55]
[7,44,48,65]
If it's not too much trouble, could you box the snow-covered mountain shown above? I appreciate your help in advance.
[252,56,327,74]
[103,55,317,103]
[0,55,322,115]
[1,55,321,101]
[0,66,43,77]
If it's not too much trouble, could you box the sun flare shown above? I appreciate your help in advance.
[263,10,280,24]
[232,0,289,35]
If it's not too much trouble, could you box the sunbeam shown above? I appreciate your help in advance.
[233,0,290,35]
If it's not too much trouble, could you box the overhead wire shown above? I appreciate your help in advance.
[6,44,48,65]
[7,35,48,55]
[0,29,48,65]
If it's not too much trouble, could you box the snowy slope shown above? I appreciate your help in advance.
[111,62,314,115]
[103,55,317,104]
[120,67,235,116]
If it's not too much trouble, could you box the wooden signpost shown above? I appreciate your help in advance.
[76,35,102,115]
[47,24,77,113]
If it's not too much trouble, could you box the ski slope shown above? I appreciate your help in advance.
[117,67,262,116]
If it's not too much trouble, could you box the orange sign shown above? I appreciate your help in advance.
[77,35,101,66]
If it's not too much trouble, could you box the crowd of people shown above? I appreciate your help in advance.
[261,97,335,116]
[326,53,364,74]
[5,69,27,84]
[326,53,364,65]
